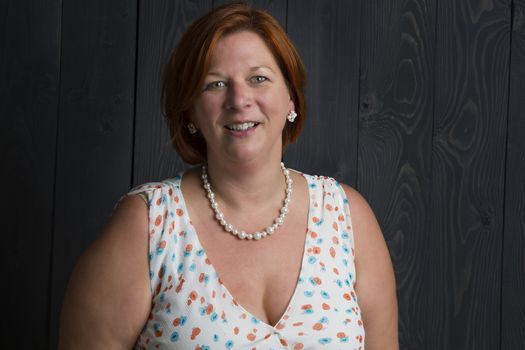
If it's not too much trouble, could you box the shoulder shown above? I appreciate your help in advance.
[59,193,151,349]
[328,182,385,260]
[126,179,177,204]
[309,175,376,227]
[107,193,150,244]
[339,183,379,235]
[338,183,399,348]
[112,176,183,216]
[336,182,387,270]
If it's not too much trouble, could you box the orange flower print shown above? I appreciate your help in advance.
[175,277,185,293]
[190,327,200,340]
[312,322,324,330]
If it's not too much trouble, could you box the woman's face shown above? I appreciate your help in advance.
[191,30,294,165]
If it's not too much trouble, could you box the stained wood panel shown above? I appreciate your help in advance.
[2,0,523,348]
[501,0,525,348]
[213,0,286,26]
[134,0,212,185]
[358,0,436,348]
[0,1,61,348]
[285,0,360,185]
[429,0,511,348]
[49,1,137,347]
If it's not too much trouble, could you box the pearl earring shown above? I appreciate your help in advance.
[287,110,298,123]
[187,123,197,134]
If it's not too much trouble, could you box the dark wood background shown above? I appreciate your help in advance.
[2,0,523,349]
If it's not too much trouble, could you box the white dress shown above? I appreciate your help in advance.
[118,170,365,350]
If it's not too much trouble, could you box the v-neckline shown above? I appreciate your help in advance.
[171,169,313,330]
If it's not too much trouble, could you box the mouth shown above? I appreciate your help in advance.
[224,122,260,132]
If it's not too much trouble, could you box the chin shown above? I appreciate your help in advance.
[223,144,270,164]
[224,150,260,164]
[211,137,282,165]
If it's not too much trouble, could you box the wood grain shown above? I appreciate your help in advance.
[0,0,61,348]
[285,0,360,185]
[49,1,137,347]
[429,0,511,348]
[2,0,522,347]
[501,0,525,348]
[133,0,211,185]
[213,0,287,26]
[358,0,436,348]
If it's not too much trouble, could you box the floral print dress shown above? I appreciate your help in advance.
[118,170,365,350]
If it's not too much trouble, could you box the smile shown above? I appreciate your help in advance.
[225,122,260,131]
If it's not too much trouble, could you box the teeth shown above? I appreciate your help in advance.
[226,122,256,131]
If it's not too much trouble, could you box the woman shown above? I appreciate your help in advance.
[59,3,398,349]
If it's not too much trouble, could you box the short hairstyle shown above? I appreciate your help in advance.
[161,2,307,165]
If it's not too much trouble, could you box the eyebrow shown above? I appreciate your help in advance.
[206,71,222,77]
[249,65,275,73]
[206,65,276,77]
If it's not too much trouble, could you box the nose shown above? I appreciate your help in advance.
[224,81,252,111]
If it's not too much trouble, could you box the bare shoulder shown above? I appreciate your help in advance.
[339,184,379,236]
[59,194,151,350]
[338,183,387,262]
[339,183,399,349]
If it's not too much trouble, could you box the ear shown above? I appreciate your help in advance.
[186,109,198,128]
[288,98,295,113]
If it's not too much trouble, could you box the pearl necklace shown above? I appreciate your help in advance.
[201,162,292,240]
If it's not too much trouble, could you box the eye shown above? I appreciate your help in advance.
[250,76,268,84]
[204,81,226,90]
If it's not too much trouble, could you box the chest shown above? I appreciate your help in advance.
[192,207,309,327]
[177,169,313,326]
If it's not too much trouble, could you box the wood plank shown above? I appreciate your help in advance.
[0,0,61,348]
[285,0,360,185]
[501,0,525,348]
[49,1,137,348]
[213,0,286,26]
[134,0,212,185]
[358,0,436,348]
[429,0,511,348]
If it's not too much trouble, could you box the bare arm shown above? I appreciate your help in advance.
[342,184,399,349]
[58,195,152,350]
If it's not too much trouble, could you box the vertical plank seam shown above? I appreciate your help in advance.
[499,1,515,349]
[426,0,439,347]
[47,0,64,346]
[285,0,289,32]
[131,0,140,187]
[355,0,363,189]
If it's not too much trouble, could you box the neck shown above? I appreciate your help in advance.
[204,155,286,211]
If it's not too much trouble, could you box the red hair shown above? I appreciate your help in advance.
[162,2,307,164]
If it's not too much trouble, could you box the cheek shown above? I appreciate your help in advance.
[193,96,223,121]
[260,89,290,115]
